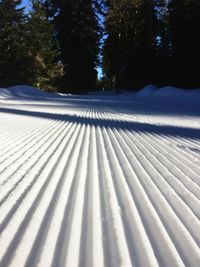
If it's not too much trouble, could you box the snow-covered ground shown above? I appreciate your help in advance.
[0,85,200,267]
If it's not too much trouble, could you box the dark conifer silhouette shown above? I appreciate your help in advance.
[168,0,200,88]
[0,0,30,86]
[103,0,156,92]
[1,0,200,92]
[26,0,62,91]
[51,0,100,93]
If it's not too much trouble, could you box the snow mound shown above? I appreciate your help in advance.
[0,85,46,99]
[0,85,60,99]
[8,85,47,97]
[136,85,158,97]
[135,85,200,101]
[153,86,200,100]
[153,86,187,97]
[1,84,200,102]
[0,88,11,98]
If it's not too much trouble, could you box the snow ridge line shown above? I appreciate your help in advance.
[0,118,54,166]
[122,130,200,245]
[138,132,200,206]
[0,120,67,205]
[153,133,200,173]
[0,120,75,231]
[107,127,185,267]
[0,106,200,267]
[0,119,82,266]
[0,119,63,187]
[0,117,52,157]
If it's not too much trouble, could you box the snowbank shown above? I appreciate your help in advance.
[88,85,200,102]
[0,85,47,99]
[0,88,12,98]
[8,85,47,97]
[153,86,200,99]
[0,85,73,100]
[0,84,200,102]
[136,85,200,102]
[136,85,158,97]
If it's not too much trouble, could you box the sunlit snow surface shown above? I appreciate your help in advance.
[0,85,200,267]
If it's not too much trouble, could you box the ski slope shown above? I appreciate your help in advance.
[0,86,200,267]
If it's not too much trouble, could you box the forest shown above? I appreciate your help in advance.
[0,0,200,93]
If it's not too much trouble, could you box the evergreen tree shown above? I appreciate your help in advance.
[0,0,31,86]
[151,0,171,87]
[26,0,63,91]
[168,0,200,88]
[51,0,100,93]
[103,0,156,92]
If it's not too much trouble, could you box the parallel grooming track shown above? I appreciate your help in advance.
[0,101,200,267]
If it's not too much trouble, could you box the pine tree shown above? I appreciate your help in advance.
[103,0,156,92]
[26,0,63,91]
[168,0,200,88]
[151,0,171,86]
[51,0,100,93]
[0,0,30,86]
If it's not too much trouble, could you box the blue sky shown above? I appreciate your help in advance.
[20,0,32,13]
[21,0,30,9]
[22,0,29,5]
[22,0,29,6]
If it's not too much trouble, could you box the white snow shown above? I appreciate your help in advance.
[0,85,43,98]
[0,85,200,267]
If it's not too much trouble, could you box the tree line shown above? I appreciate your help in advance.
[0,0,200,93]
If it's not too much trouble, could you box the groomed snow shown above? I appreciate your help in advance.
[1,84,200,101]
[0,85,200,267]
